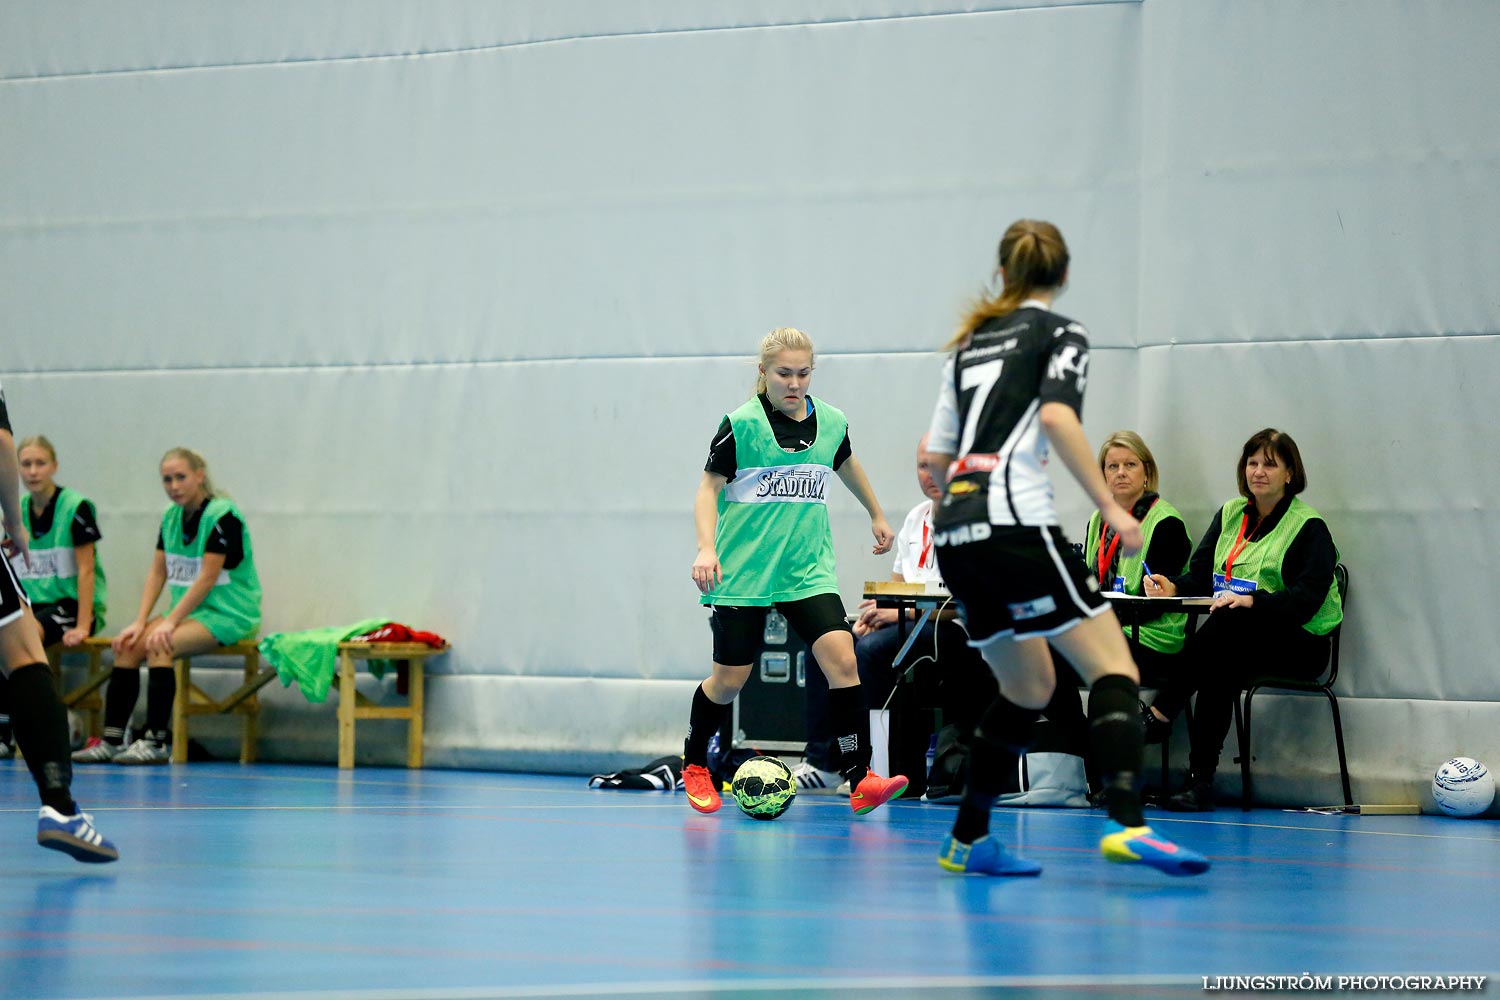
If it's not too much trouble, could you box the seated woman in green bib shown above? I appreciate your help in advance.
[1047,429,1194,785]
[1148,428,1341,812]
[1086,431,1193,744]
[0,435,108,758]
[14,436,108,648]
[73,447,261,766]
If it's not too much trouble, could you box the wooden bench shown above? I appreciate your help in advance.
[53,638,274,759]
[335,641,448,769]
[53,637,116,739]
[172,641,278,763]
[53,634,445,769]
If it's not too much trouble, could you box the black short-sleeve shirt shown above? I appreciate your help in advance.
[156,499,246,570]
[29,489,103,547]
[704,394,853,481]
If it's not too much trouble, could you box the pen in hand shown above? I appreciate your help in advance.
[1142,562,1157,592]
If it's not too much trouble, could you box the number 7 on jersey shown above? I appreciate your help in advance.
[958,359,1004,456]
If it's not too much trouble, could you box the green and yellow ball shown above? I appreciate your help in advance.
[730,755,797,820]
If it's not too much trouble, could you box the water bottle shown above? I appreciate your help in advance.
[925,733,938,778]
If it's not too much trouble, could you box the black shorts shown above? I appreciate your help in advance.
[1,555,31,630]
[33,599,88,647]
[708,593,852,666]
[934,523,1108,645]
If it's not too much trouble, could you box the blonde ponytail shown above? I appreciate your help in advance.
[945,219,1070,351]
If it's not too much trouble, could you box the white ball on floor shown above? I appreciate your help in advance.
[1432,757,1495,818]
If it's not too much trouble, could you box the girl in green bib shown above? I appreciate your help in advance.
[682,327,910,816]
[13,436,108,647]
[0,436,108,757]
[73,447,262,765]
[1150,429,1342,812]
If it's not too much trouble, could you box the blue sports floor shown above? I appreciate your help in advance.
[2,762,1497,1000]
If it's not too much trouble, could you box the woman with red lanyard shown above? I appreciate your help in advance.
[1082,431,1193,743]
[1147,428,1341,812]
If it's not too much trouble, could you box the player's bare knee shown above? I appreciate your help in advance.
[999,675,1053,710]
[818,656,860,687]
[707,664,752,701]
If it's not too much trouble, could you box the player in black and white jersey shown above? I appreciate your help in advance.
[924,220,1206,878]
[0,381,118,862]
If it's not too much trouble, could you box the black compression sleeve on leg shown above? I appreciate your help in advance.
[1088,672,1146,828]
[684,684,730,768]
[7,663,78,815]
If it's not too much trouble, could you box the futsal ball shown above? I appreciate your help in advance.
[731,755,796,820]
[1432,757,1495,818]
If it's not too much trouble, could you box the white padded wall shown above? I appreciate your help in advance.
[1139,0,1500,346]
[0,0,1128,81]
[3,0,1497,798]
[1130,0,1500,803]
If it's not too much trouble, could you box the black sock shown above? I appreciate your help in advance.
[952,791,997,844]
[1089,673,1145,828]
[952,696,1040,844]
[683,684,729,767]
[145,667,176,740]
[103,666,141,742]
[7,664,78,815]
[828,685,869,785]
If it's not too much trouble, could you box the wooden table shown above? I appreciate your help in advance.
[863,580,954,675]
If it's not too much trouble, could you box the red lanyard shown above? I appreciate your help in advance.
[1096,497,1156,585]
[1096,532,1122,586]
[1223,511,1258,582]
[919,513,933,570]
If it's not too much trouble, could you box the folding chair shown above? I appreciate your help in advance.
[1233,563,1351,810]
